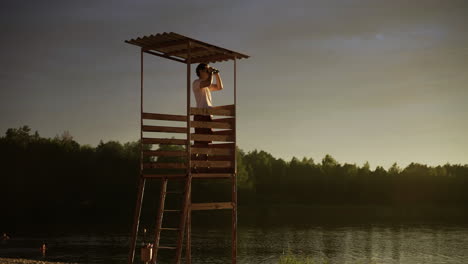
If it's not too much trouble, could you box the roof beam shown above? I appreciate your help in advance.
[165,47,208,57]
[140,39,189,51]
[143,50,186,63]
[191,53,236,64]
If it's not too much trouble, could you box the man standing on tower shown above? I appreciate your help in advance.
[192,63,224,160]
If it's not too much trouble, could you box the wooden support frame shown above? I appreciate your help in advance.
[126,33,244,264]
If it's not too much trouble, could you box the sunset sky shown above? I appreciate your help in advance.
[1,0,467,169]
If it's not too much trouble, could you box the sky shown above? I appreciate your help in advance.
[1,0,467,169]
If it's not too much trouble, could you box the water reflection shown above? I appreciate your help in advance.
[1,224,467,263]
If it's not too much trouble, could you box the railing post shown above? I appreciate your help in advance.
[232,57,237,264]
[175,39,192,264]
[186,39,192,264]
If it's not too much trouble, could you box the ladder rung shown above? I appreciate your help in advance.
[158,246,177,250]
[160,227,179,231]
[191,202,233,211]
[164,209,181,212]
[165,191,184,194]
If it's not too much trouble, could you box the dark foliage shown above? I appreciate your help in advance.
[1,126,467,229]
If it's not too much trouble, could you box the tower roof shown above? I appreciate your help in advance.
[125,32,249,64]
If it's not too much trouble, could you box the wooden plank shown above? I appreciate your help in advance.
[207,143,235,148]
[142,125,186,133]
[191,134,234,142]
[191,202,233,211]
[206,155,233,161]
[143,162,187,169]
[192,173,233,179]
[191,160,233,168]
[191,147,233,155]
[142,138,187,145]
[142,112,187,122]
[211,104,235,110]
[210,143,235,148]
[190,121,232,129]
[191,167,235,173]
[212,130,233,136]
[190,107,234,116]
[143,174,186,179]
[212,117,235,124]
[143,150,187,157]
[192,154,232,161]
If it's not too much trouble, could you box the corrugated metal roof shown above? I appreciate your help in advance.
[125,32,249,64]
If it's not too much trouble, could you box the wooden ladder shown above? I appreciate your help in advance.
[151,175,192,264]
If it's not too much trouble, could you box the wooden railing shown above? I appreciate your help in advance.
[140,104,236,178]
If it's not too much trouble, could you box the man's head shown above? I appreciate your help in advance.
[196,63,211,79]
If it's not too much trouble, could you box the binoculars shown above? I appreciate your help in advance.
[207,67,220,74]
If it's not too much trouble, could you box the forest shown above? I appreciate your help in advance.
[1,125,467,230]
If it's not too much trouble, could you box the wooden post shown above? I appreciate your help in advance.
[151,178,168,263]
[186,206,191,264]
[128,178,146,264]
[232,57,237,264]
[186,40,192,264]
[175,39,192,264]
[128,48,146,264]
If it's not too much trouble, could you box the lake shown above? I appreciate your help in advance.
[1,222,467,264]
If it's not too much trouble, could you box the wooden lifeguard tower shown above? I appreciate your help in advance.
[124,32,249,264]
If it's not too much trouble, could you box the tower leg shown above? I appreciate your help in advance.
[186,198,191,264]
[128,177,146,264]
[232,173,237,264]
[151,178,168,264]
[175,177,191,264]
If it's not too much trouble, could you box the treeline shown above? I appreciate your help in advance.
[1,126,467,227]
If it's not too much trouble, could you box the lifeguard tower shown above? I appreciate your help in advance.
[124,32,249,264]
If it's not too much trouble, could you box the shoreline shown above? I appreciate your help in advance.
[0,258,78,264]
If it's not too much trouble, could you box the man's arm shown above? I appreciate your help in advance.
[199,74,213,89]
[209,73,223,91]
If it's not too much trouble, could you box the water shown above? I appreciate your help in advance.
[1,223,467,264]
